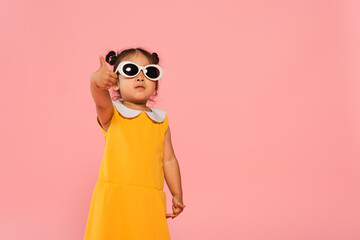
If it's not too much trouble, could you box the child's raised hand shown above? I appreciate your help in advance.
[166,195,185,219]
[90,55,118,90]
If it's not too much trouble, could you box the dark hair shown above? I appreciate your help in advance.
[105,48,160,102]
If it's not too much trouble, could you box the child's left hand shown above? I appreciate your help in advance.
[166,195,185,219]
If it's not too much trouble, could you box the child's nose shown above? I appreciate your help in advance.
[137,70,146,81]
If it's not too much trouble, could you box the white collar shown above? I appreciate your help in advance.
[112,100,166,123]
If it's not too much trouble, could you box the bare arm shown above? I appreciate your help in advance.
[163,127,183,198]
[163,126,185,218]
[90,79,114,127]
[90,55,118,127]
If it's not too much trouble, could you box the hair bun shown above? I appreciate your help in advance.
[106,50,117,65]
[152,52,159,63]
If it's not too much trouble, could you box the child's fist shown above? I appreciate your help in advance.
[166,196,185,219]
[91,55,118,90]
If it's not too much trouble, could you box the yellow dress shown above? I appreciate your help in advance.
[84,100,170,240]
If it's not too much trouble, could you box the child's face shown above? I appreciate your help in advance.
[113,52,157,103]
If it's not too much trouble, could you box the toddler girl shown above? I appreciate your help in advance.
[84,47,185,240]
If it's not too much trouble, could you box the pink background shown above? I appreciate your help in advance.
[1,0,359,239]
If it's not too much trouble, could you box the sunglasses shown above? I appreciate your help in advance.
[115,61,163,81]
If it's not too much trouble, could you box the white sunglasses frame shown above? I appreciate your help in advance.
[115,61,163,81]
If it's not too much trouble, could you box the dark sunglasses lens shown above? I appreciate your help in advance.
[122,63,139,77]
[145,66,160,79]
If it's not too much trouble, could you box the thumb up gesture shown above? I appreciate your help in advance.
[90,55,118,90]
